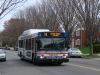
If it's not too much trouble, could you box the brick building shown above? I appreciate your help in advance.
[71,28,87,48]
[71,28,100,48]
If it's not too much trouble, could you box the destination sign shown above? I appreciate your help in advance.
[38,32,67,38]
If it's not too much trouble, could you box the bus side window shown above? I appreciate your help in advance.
[32,38,34,49]
[25,39,28,50]
[36,39,42,50]
[19,40,23,48]
[28,39,31,50]
[25,39,31,50]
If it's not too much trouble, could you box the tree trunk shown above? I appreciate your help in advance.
[89,43,93,56]
[89,36,93,56]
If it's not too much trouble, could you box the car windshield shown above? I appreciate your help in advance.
[37,38,66,51]
[0,50,4,54]
[70,48,79,51]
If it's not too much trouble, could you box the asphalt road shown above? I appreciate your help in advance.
[0,50,100,75]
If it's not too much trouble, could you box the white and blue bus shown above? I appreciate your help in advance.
[18,29,69,64]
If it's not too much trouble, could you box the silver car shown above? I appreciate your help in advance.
[68,48,82,57]
[0,49,6,61]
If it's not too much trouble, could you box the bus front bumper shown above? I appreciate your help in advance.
[35,58,69,63]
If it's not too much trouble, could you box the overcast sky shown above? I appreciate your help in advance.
[0,0,40,31]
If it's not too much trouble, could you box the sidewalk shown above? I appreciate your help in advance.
[96,54,100,56]
[93,58,100,60]
[82,54,100,60]
[93,54,100,60]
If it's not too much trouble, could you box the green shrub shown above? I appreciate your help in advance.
[80,47,90,54]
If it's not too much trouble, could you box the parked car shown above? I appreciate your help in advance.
[68,48,82,57]
[0,49,6,61]
[4,47,10,50]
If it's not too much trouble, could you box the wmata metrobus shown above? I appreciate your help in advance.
[18,29,69,64]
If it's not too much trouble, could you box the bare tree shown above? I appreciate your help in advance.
[14,0,76,45]
[0,0,78,47]
[48,0,77,45]
[0,18,33,47]
[0,0,27,19]
[34,0,59,31]
[15,0,59,31]
[72,0,100,55]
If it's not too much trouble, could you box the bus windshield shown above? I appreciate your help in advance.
[37,38,66,51]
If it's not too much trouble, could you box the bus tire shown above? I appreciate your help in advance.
[32,55,37,64]
[55,62,62,65]
[20,52,24,60]
[33,59,38,65]
[33,58,40,65]
[21,56,24,60]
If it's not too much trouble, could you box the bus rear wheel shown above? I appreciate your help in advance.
[20,52,24,60]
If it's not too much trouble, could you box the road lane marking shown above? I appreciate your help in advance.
[65,63,100,72]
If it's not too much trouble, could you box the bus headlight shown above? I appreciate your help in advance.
[38,54,50,59]
[63,54,68,58]
[40,55,44,59]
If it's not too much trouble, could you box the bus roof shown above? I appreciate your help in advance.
[19,29,50,39]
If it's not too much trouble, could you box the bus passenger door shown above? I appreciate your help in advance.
[24,39,32,60]
[32,38,37,62]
